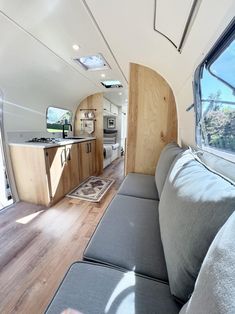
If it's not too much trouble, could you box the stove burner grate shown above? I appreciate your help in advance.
[27,137,60,144]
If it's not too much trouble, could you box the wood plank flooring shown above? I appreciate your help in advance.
[0,157,124,314]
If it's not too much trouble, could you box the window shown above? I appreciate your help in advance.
[0,89,13,209]
[46,107,72,133]
[195,20,235,157]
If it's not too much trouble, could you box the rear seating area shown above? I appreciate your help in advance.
[46,143,235,314]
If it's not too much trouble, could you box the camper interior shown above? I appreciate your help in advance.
[0,1,235,313]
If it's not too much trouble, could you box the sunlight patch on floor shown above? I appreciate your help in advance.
[16,210,44,224]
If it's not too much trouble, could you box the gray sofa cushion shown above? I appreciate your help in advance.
[46,262,181,314]
[155,142,183,197]
[84,194,168,282]
[159,151,235,302]
[180,212,235,314]
[117,173,158,200]
[191,147,235,183]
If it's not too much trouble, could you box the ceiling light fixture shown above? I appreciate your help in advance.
[119,92,122,96]
[74,53,110,71]
[101,80,123,89]
[101,73,106,78]
[72,44,80,51]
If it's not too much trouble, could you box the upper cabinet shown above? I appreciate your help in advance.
[110,104,118,115]
[103,98,118,116]
[103,98,111,112]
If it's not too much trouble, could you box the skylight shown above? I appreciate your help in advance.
[101,80,123,88]
[74,53,110,71]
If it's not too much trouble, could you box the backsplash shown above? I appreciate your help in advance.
[6,130,72,142]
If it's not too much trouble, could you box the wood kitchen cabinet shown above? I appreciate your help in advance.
[45,146,66,204]
[10,146,51,205]
[10,140,95,206]
[89,140,96,175]
[45,143,79,204]
[79,140,96,181]
[65,144,80,191]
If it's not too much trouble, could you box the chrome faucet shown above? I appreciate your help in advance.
[62,123,72,138]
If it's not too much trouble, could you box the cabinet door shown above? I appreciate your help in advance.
[103,99,111,112]
[65,143,80,193]
[89,141,96,176]
[10,146,50,206]
[111,104,118,115]
[79,141,90,181]
[45,146,67,203]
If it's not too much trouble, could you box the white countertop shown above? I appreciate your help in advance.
[8,137,96,149]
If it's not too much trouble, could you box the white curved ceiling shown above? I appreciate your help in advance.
[86,0,235,93]
[0,0,128,118]
[0,0,235,132]
[154,0,196,50]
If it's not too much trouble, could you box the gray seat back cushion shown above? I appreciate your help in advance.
[155,143,183,197]
[191,147,235,183]
[180,212,235,314]
[159,151,235,302]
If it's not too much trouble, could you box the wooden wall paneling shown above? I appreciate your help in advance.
[75,93,103,175]
[125,64,139,173]
[126,63,178,175]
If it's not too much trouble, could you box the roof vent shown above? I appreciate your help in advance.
[73,53,110,71]
[101,80,123,88]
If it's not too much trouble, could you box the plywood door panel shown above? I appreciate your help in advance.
[126,63,178,175]
[89,140,96,176]
[111,103,118,115]
[103,98,111,111]
[126,64,139,173]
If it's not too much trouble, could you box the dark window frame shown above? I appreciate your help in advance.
[0,89,14,207]
[46,106,73,133]
[194,17,235,152]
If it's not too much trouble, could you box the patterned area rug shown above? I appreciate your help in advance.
[67,176,115,202]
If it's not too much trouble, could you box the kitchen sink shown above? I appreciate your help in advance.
[65,137,85,140]
[55,137,85,141]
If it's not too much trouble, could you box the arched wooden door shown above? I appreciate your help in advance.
[126,63,178,175]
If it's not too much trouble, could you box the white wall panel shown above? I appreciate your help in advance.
[0,13,98,132]
[87,0,235,146]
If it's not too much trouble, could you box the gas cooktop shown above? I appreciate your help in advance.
[27,137,60,144]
